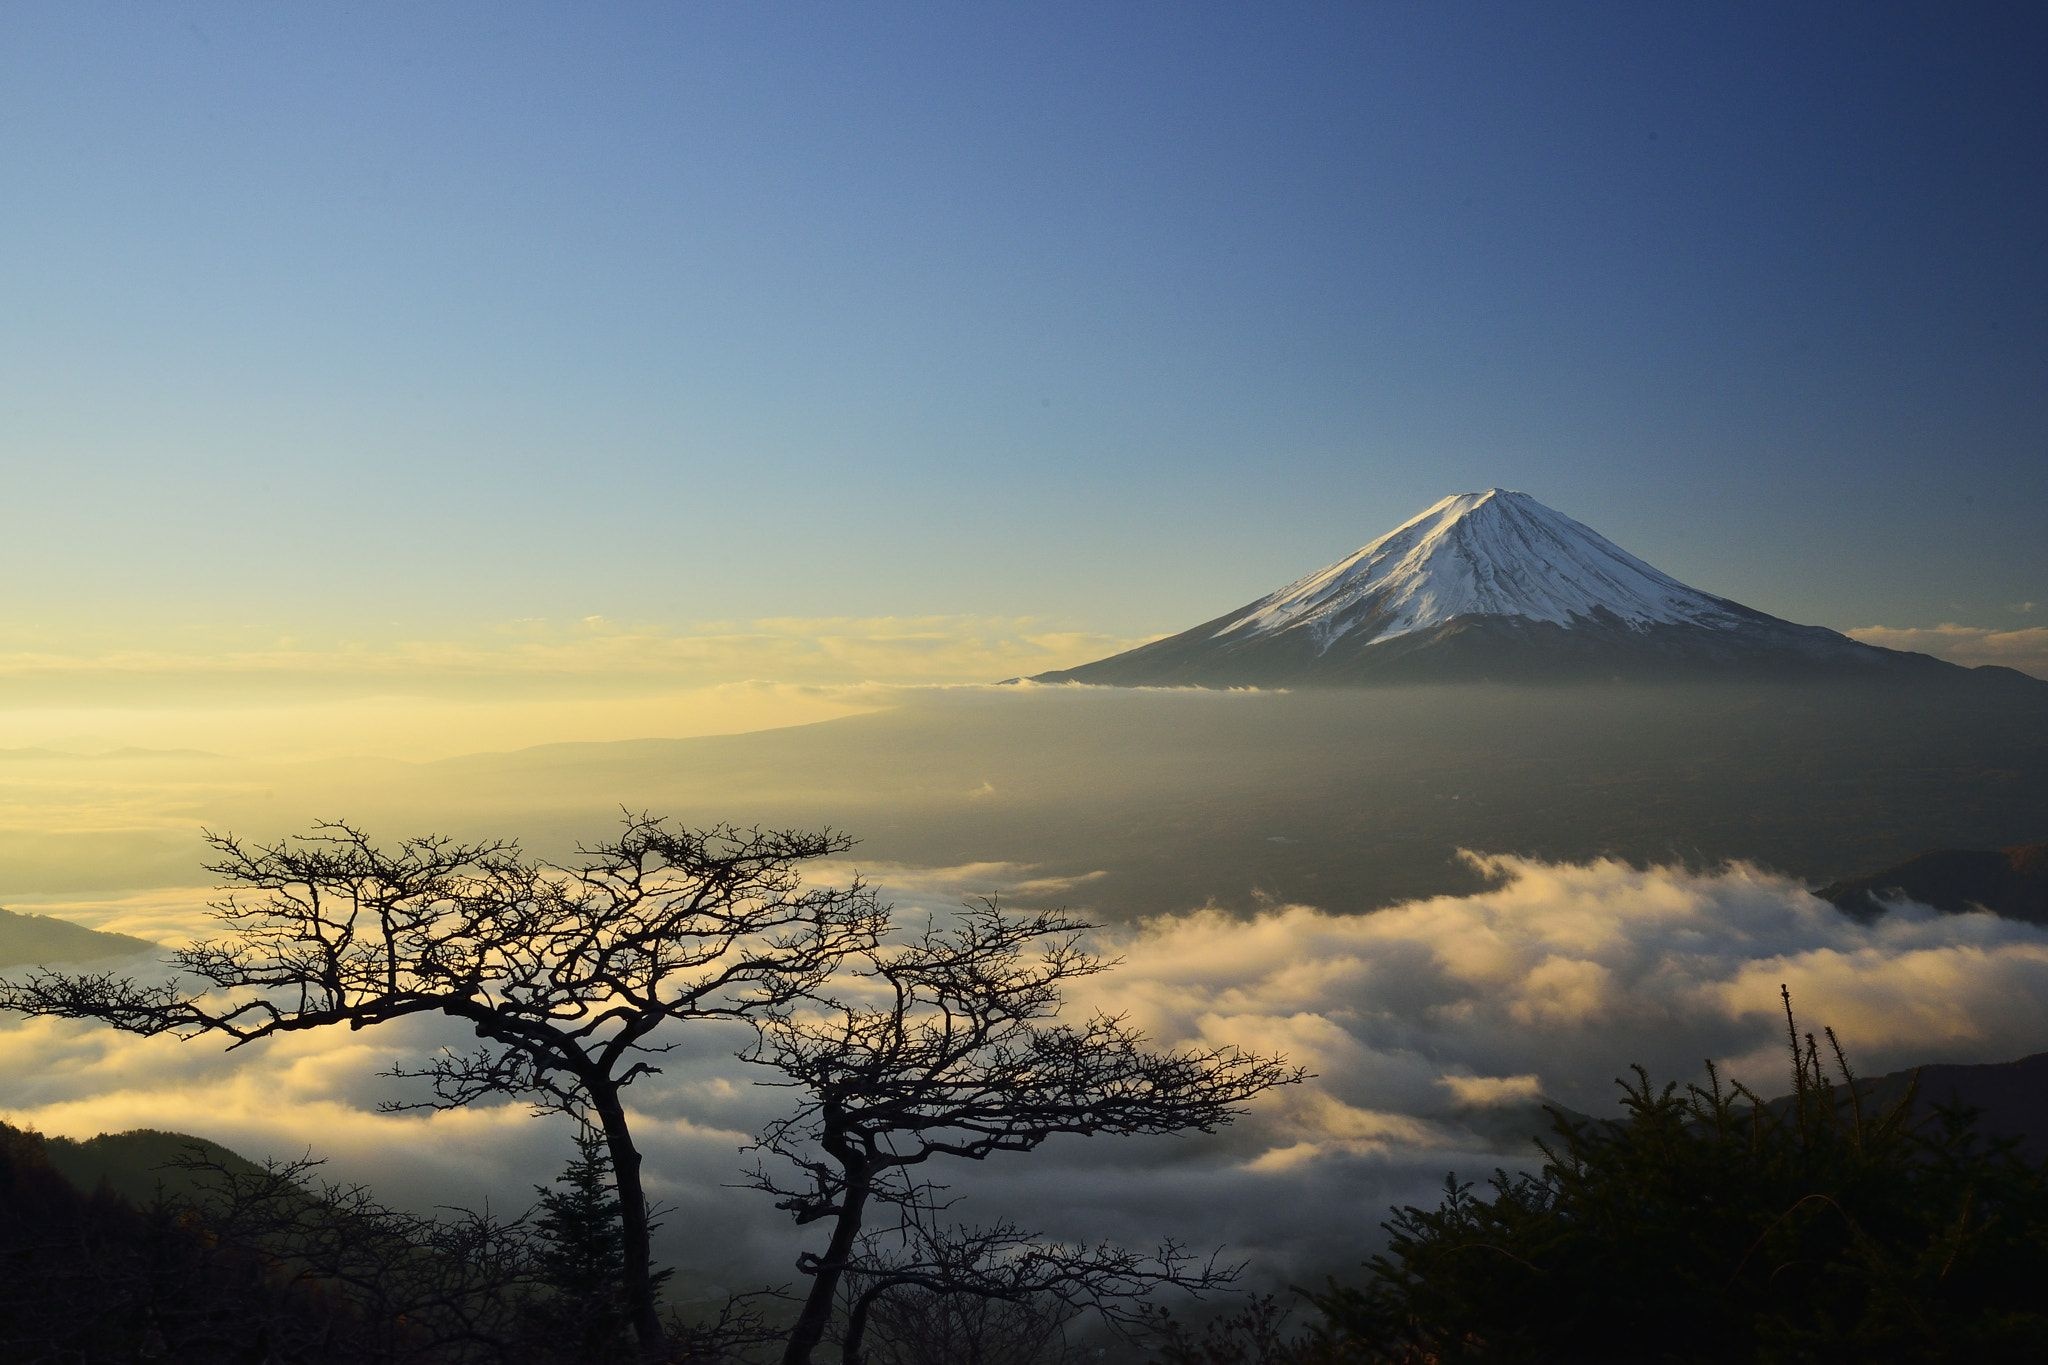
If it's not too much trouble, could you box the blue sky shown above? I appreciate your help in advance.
[3,1,2043,655]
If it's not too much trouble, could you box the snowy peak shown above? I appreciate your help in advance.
[1029,488,2023,689]
[1216,488,1748,652]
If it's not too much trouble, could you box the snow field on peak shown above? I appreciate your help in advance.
[1216,490,1747,651]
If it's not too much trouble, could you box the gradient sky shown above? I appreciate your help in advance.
[3,2,2044,679]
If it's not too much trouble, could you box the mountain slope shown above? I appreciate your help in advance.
[0,905,157,968]
[1033,490,2015,688]
[41,1126,269,1207]
[1217,489,1746,643]
[1818,842,2048,925]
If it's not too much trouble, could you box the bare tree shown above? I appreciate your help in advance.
[166,1142,789,1365]
[0,817,885,1361]
[741,900,1305,1365]
[838,1215,1241,1365]
[167,1146,541,1363]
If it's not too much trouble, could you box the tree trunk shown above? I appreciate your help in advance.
[590,1084,668,1361]
[842,1281,889,1365]
[781,1164,871,1365]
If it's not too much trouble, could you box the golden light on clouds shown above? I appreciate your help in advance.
[0,614,1148,760]
[1848,623,2048,679]
[11,854,2048,1283]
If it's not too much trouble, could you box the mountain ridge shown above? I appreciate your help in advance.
[0,906,158,968]
[1218,489,1750,645]
[1819,842,2048,925]
[1033,491,2029,689]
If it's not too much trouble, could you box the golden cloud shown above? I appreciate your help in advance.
[1848,623,2048,679]
[0,615,1152,760]
[0,615,1144,691]
[12,853,2048,1286]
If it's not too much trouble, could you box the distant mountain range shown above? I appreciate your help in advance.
[0,905,156,969]
[1486,1049,2048,1166]
[1033,490,2040,688]
[1819,842,2048,925]
[1505,1049,2048,1167]
[40,1126,268,1206]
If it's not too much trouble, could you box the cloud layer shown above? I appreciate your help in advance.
[6,854,2048,1290]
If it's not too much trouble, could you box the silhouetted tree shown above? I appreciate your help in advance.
[0,1120,330,1362]
[838,1215,1235,1365]
[170,1145,538,1362]
[1301,990,2048,1363]
[526,1127,637,1363]
[172,1135,783,1365]
[741,899,1304,1365]
[1139,1293,1310,1365]
[1,1118,539,1363]
[0,817,885,1361]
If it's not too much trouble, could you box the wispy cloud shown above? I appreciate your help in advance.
[0,615,1140,692]
[0,615,1149,758]
[1848,623,2048,679]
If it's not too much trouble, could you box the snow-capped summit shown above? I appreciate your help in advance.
[1218,488,1746,651]
[1031,490,2005,688]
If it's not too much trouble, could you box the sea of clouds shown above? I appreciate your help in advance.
[5,853,2048,1297]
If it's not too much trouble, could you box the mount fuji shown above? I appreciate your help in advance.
[1032,490,2023,688]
